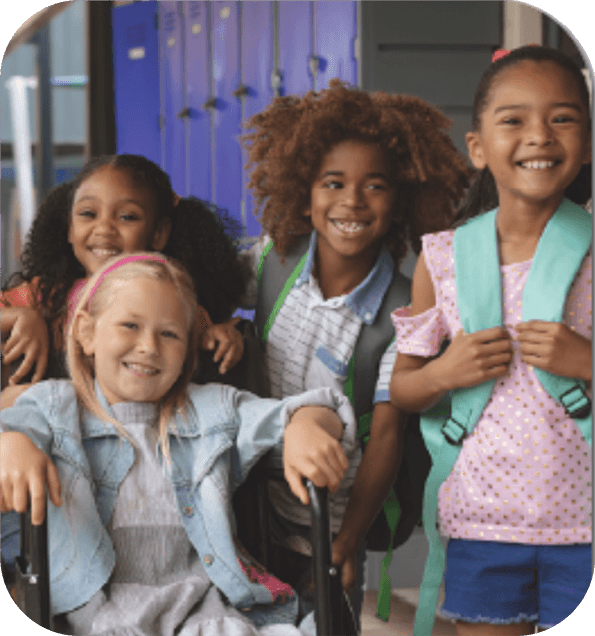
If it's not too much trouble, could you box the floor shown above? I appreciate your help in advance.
[360,587,456,636]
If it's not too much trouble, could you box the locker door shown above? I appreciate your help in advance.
[185,1,211,202]
[242,1,274,237]
[112,1,160,164]
[315,1,357,89]
[278,1,313,95]
[159,1,186,195]
[211,1,242,224]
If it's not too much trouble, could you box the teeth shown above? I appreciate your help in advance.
[91,248,120,257]
[125,363,159,376]
[332,220,367,233]
[521,160,556,170]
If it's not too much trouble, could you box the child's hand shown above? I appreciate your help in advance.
[331,538,357,592]
[199,317,244,374]
[0,431,61,525]
[516,321,592,382]
[429,326,512,391]
[283,406,348,505]
[2,307,49,385]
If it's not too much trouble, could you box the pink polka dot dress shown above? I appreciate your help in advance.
[392,230,592,545]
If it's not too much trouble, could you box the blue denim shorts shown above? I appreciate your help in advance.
[441,538,593,629]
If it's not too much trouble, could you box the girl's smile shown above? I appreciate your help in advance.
[68,166,170,277]
[466,60,591,214]
[80,277,190,405]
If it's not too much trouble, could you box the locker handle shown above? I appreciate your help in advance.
[309,55,320,76]
[232,84,249,99]
[177,107,191,119]
[202,97,217,111]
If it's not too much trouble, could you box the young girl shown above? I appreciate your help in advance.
[1,154,246,393]
[240,79,473,620]
[391,46,592,635]
[0,253,355,635]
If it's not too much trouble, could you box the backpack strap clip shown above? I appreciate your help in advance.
[441,416,468,446]
[559,384,592,419]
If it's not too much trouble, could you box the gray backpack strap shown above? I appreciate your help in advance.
[254,235,311,338]
[351,271,411,426]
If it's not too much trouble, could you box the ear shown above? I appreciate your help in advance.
[75,310,96,356]
[465,131,488,171]
[303,207,312,218]
[151,217,172,251]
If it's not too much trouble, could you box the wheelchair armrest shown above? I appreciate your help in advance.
[13,509,51,629]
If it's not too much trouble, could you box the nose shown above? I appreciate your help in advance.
[94,213,117,236]
[526,117,554,146]
[341,183,366,208]
[136,329,159,356]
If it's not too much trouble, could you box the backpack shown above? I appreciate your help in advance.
[414,199,593,636]
[255,233,431,619]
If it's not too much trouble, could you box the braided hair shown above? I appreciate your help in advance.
[455,45,592,224]
[4,154,247,327]
[242,79,473,266]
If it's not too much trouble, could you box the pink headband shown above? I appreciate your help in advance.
[492,44,538,63]
[88,254,167,310]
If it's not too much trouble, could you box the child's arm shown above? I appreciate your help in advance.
[282,405,348,505]
[390,252,512,412]
[331,401,406,591]
[0,431,61,525]
[516,321,592,386]
[1,306,49,386]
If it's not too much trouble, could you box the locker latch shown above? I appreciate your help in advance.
[270,69,282,96]
[308,55,320,76]
[232,84,249,99]
[202,97,217,111]
[176,107,191,119]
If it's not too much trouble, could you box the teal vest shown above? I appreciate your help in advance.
[414,199,593,636]
[255,234,428,620]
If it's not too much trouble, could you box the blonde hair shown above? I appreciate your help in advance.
[66,253,203,461]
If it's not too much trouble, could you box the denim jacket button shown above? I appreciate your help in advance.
[183,505,194,517]
[204,554,214,565]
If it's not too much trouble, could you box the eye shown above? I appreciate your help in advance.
[552,114,577,124]
[76,209,96,219]
[501,117,521,125]
[161,329,180,340]
[119,211,142,222]
[121,322,138,330]
[322,179,343,189]
[367,182,387,191]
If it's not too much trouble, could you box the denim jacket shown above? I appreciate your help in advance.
[0,379,354,616]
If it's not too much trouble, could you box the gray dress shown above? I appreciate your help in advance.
[63,402,311,636]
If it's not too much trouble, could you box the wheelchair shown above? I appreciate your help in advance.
[3,474,358,636]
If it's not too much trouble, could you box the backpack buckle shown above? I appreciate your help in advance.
[559,385,592,419]
[442,417,468,445]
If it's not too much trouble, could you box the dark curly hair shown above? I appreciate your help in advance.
[3,154,247,328]
[242,79,473,266]
[455,45,592,223]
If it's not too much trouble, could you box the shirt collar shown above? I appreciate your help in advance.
[81,382,201,439]
[294,231,394,324]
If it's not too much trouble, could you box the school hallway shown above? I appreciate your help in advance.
[361,587,455,636]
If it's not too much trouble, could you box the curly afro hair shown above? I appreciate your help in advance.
[243,79,473,266]
[4,154,248,328]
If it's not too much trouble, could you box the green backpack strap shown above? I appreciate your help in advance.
[523,200,593,446]
[414,200,592,636]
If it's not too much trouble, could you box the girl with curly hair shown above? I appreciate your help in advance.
[1,154,247,397]
[241,79,473,623]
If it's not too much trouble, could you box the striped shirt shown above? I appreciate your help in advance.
[256,232,398,531]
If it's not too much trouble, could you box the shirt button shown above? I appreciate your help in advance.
[364,312,373,322]
[204,554,214,565]
[183,506,194,517]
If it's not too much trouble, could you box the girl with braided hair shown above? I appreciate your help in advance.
[1,154,248,397]
[241,79,473,623]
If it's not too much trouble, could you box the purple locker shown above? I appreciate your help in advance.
[315,1,357,89]
[185,1,211,202]
[112,1,161,164]
[242,1,274,237]
[278,1,313,96]
[159,1,186,196]
[211,1,242,224]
